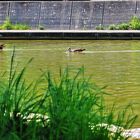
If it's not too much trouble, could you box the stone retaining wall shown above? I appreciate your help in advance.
[0,1,139,29]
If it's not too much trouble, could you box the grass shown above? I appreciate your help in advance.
[0,49,137,140]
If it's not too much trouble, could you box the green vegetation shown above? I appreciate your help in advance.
[117,23,130,30]
[95,24,104,30]
[0,18,30,30]
[0,50,137,140]
[129,16,140,30]
[108,24,118,30]
[96,16,140,30]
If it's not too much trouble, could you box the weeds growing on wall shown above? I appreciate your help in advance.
[0,49,137,140]
[96,16,140,30]
[0,18,30,30]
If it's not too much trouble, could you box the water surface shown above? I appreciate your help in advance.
[0,40,140,126]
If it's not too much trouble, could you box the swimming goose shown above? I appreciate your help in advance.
[67,48,86,52]
[0,44,5,50]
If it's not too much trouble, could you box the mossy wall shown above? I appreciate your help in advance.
[0,1,139,29]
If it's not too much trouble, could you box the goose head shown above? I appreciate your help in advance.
[67,48,72,52]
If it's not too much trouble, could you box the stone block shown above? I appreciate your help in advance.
[135,1,140,18]
[39,1,71,30]
[71,1,103,29]
[0,2,9,24]
[10,2,40,28]
[103,1,136,26]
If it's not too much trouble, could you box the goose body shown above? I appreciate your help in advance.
[67,48,86,52]
[0,44,5,50]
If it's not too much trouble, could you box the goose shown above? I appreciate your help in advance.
[67,48,86,52]
[0,44,5,50]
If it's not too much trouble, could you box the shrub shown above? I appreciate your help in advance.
[96,24,104,30]
[0,18,30,30]
[0,18,13,30]
[117,23,129,30]
[13,24,30,30]
[129,16,140,30]
[108,24,118,30]
[104,16,140,30]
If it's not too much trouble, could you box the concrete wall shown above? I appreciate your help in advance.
[0,1,139,29]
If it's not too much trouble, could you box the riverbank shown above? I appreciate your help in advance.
[1,30,140,40]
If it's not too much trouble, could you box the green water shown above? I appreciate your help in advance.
[1,40,140,127]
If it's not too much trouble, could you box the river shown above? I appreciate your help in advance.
[0,40,140,127]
